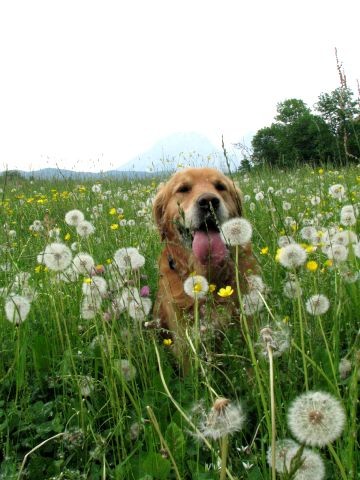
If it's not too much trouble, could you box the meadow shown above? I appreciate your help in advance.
[0,163,359,480]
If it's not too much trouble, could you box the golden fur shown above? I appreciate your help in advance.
[153,167,257,368]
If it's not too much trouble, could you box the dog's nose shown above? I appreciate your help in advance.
[197,193,220,211]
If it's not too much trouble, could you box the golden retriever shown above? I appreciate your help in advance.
[153,167,257,368]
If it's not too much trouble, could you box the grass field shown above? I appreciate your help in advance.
[0,163,359,480]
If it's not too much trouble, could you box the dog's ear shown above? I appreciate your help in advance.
[153,183,167,240]
[228,178,243,216]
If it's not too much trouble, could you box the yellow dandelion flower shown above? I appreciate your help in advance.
[209,284,216,293]
[109,207,117,215]
[110,224,119,230]
[217,286,234,297]
[275,248,282,262]
[324,259,333,268]
[306,260,318,272]
[83,277,92,284]
[64,233,71,241]
[318,168,324,174]
[163,338,173,346]
[34,265,42,273]
[260,246,269,255]
[106,258,112,264]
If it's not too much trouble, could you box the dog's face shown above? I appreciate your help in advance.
[153,168,243,264]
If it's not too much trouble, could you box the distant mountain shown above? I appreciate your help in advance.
[1,168,155,180]
[117,131,242,172]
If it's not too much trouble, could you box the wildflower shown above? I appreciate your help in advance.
[310,195,321,206]
[91,184,102,193]
[306,261,318,272]
[260,246,269,255]
[114,247,145,271]
[76,220,95,237]
[217,285,234,297]
[64,233,71,241]
[183,275,209,299]
[140,285,150,297]
[278,236,295,248]
[257,323,290,358]
[5,295,31,324]
[109,207,117,215]
[328,184,346,200]
[266,438,300,473]
[43,242,72,272]
[127,297,152,321]
[300,226,317,241]
[305,294,330,316]
[283,280,303,299]
[194,397,246,440]
[287,390,346,447]
[113,287,141,312]
[246,274,265,293]
[332,230,357,246]
[78,375,95,397]
[65,209,85,226]
[278,243,307,269]
[326,244,348,263]
[340,269,359,283]
[220,217,253,246]
[243,290,264,315]
[163,338,173,346]
[117,359,137,381]
[339,357,352,380]
[255,192,264,201]
[73,252,95,275]
[353,242,360,258]
[81,296,102,320]
[209,283,216,292]
[110,223,119,230]
[82,276,107,297]
[282,201,291,211]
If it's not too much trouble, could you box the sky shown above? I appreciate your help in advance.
[0,0,359,172]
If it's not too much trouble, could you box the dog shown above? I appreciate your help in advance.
[153,167,257,368]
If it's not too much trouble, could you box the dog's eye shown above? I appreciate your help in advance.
[214,182,226,192]
[177,184,191,193]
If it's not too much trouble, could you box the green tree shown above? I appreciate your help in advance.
[275,98,310,124]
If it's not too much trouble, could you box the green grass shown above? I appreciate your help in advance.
[0,165,359,479]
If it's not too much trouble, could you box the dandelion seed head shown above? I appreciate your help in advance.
[5,295,31,324]
[287,391,346,447]
[221,217,253,246]
[266,438,300,473]
[43,242,73,272]
[114,247,145,271]
[278,243,307,268]
[73,252,96,275]
[305,294,330,316]
[183,275,209,299]
[65,209,85,226]
[76,220,95,237]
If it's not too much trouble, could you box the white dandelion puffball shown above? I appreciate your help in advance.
[255,191,264,201]
[65,209,85,226]
[114,287,141,312]
[91,184,102,193]
[197,398,246,440]
[278,235,295,248]
[81,296,102,320]
[73,252,95,275]
[243,290,264,315]
[246,274,265,293]
[114,359,137,381]
[283,280,303,299]
[183,275,209,299]
[221,217,253,246]
[114,247,145,271]
[328,183,346,200]
[43,242,72,272]
[305,294,330,316]
[5,295,31,324]
[326,244,348,263]
[76,220,95,237]
[78,375,95,397]
[127,297,152,321]
[287,391,346,447]
[266,438,300,473]
[353,242,360,258]
[82,276,108,297]
[278,243,307,268]
[300,226,317,241]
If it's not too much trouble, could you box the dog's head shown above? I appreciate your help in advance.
[153,168,243,265]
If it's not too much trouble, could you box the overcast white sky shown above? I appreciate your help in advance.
[0,0,359,172]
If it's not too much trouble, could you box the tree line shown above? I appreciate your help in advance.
[238,86,360,169]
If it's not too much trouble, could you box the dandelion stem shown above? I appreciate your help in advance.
[219,434,229,480]
[296,277,309,390]
[267,344,276,480]
[317,316,340,396]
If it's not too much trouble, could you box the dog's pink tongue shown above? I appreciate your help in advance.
[192,231,227,264]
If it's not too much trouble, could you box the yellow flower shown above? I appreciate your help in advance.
[209,284,216,293]
[64,233,71,241]
[83,277,92,284]
[193,282,203,293]
[318,168,324,174]
[106,258,112,264]
[163,338,173,346]
[217,286,234,297]
[34,265,42,273]
[260,246,269,255]
[275,248,282,262]
[110,224,119,230]
[306,260,318,272]
[109,207,117,215]
[324,259,333,268]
